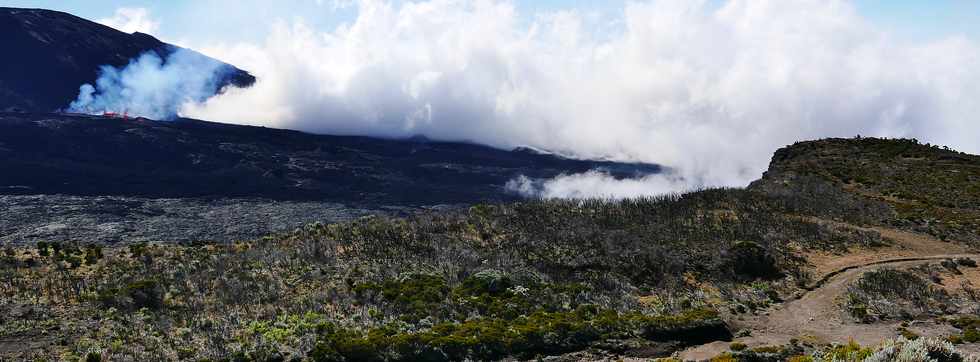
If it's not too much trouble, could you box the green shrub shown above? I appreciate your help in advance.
[729,241,781,280]
[362,274,450,322]
[727,344,800,361]
[709,353,737,362]
[949,315,980,330]
[963,328,980,343]
[37,241,50,257]
[823,340,872,361]
[128,243,148,258]
[956,257,977,267]
[84,352,101,362]
[83,245,103,265]
[451,271,536,319]
[96,279,164,311]
[307,307,727,362]
[787,356,814,362]
[457,270,513,296]
[847,296,872,323]
[845,268,951,321]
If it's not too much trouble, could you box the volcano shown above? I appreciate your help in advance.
[0,7,254,113]
[0,112,660,204]
[0,6,661,242]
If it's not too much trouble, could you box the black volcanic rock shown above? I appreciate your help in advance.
[0,113,661,205]
[0,7,255,112]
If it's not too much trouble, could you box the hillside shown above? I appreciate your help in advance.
[2,137,978,361]
[0,7,254,112]
[0,112,659,243]
[0,112,658,204]
[751,137,980,245]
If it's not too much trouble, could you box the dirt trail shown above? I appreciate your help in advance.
[806,224,975,277]
[679,224,980,361]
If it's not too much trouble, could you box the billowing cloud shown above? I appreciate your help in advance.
[97,7,160,34]
[97,0,980,196]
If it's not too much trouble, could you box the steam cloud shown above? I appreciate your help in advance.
[506,171,694,199]
[96,1,980,197]
[68,49,233,120]
[97,7,159,34]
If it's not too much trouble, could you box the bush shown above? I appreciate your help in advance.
[725,344,801,362]
[710,353,737,362]
[945,316,980,344]
[862,337,976,362]
[846,269,951,321]
[787,356,814,362]
[949,316,980,330]
[37,241,50,257]
[307,307,727,362]
[729,241,781,280]
[96,279,164,311]
[964,328,980,343]
[823,340,873,361]
[356,274,449,322]
[83,245,103,265]
[458,270,513,296]
[956,258,978,268]
[85,352,101,362]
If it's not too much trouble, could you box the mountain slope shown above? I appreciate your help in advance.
[0,7,254,112]
[1,137,979,361]
[0,112,660,205]
[751,137,980,245]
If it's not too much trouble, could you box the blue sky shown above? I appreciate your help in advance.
[854,0,980,41]
[3,0,979,44]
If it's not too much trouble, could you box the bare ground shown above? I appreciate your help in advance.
[679,223,980,361]
[0,195,403,244]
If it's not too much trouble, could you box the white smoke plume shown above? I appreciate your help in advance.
[506,171,694,200]
[97,7,159,34]
[181,0,980,193]
[68,49,233,120]
[86,0,980,197]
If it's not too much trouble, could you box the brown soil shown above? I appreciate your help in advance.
[679,224,980,361]
[806,223,975,278]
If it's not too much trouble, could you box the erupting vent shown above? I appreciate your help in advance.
[101,111,129,119]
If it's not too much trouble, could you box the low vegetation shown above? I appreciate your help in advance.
[947,316,980,345]
[712,337,980,362]
[1,137,978,361]
[818,337,980,362]
[845,268,953,322]
[0,187,879,360]
[758,137,980,245]
[845,257,980,324]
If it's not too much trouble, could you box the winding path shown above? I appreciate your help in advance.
[679,225,980,361]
